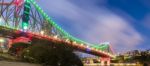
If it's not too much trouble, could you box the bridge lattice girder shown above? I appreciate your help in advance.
[0,0,114,58]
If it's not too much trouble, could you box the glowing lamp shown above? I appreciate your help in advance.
[14,0,23,6]
[65,39,69,43]
[73,41,77,44]
[80,43,84,46]
[54,35,58,39]
[40,31,44,35]
[22,22,28,30]
[86,45,89,48]
[0,38,4,42]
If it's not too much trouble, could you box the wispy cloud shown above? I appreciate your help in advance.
[37,0,143,53]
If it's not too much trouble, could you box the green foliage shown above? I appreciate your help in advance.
[114,50,150,64]
[21,43,83,66]
[132,51,150,63]
[8,42,30,56]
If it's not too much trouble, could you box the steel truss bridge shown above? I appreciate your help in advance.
[0,0,115,65]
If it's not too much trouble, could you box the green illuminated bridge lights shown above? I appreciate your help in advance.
[0,0,115,58]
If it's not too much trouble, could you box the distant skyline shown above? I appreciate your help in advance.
[37,0,150,53]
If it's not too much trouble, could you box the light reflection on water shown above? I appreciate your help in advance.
[84,63,139,66]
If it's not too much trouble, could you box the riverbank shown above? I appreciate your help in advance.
[0,61,41,66]
[0,53,41,66]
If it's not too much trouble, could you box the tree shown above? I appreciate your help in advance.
[131,50,150,65]
[8,42,30,56]
[21,43,83,66]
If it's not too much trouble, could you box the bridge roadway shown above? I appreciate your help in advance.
[0,26,114,58]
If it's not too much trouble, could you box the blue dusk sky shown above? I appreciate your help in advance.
[36,0,150,53]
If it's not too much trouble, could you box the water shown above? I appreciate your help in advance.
[84,63,139,66]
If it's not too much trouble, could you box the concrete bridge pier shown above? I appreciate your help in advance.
[100,57,110,66]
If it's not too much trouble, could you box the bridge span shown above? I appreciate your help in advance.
[0,0,115,65]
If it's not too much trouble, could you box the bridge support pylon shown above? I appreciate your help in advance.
[100,57,110,66]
